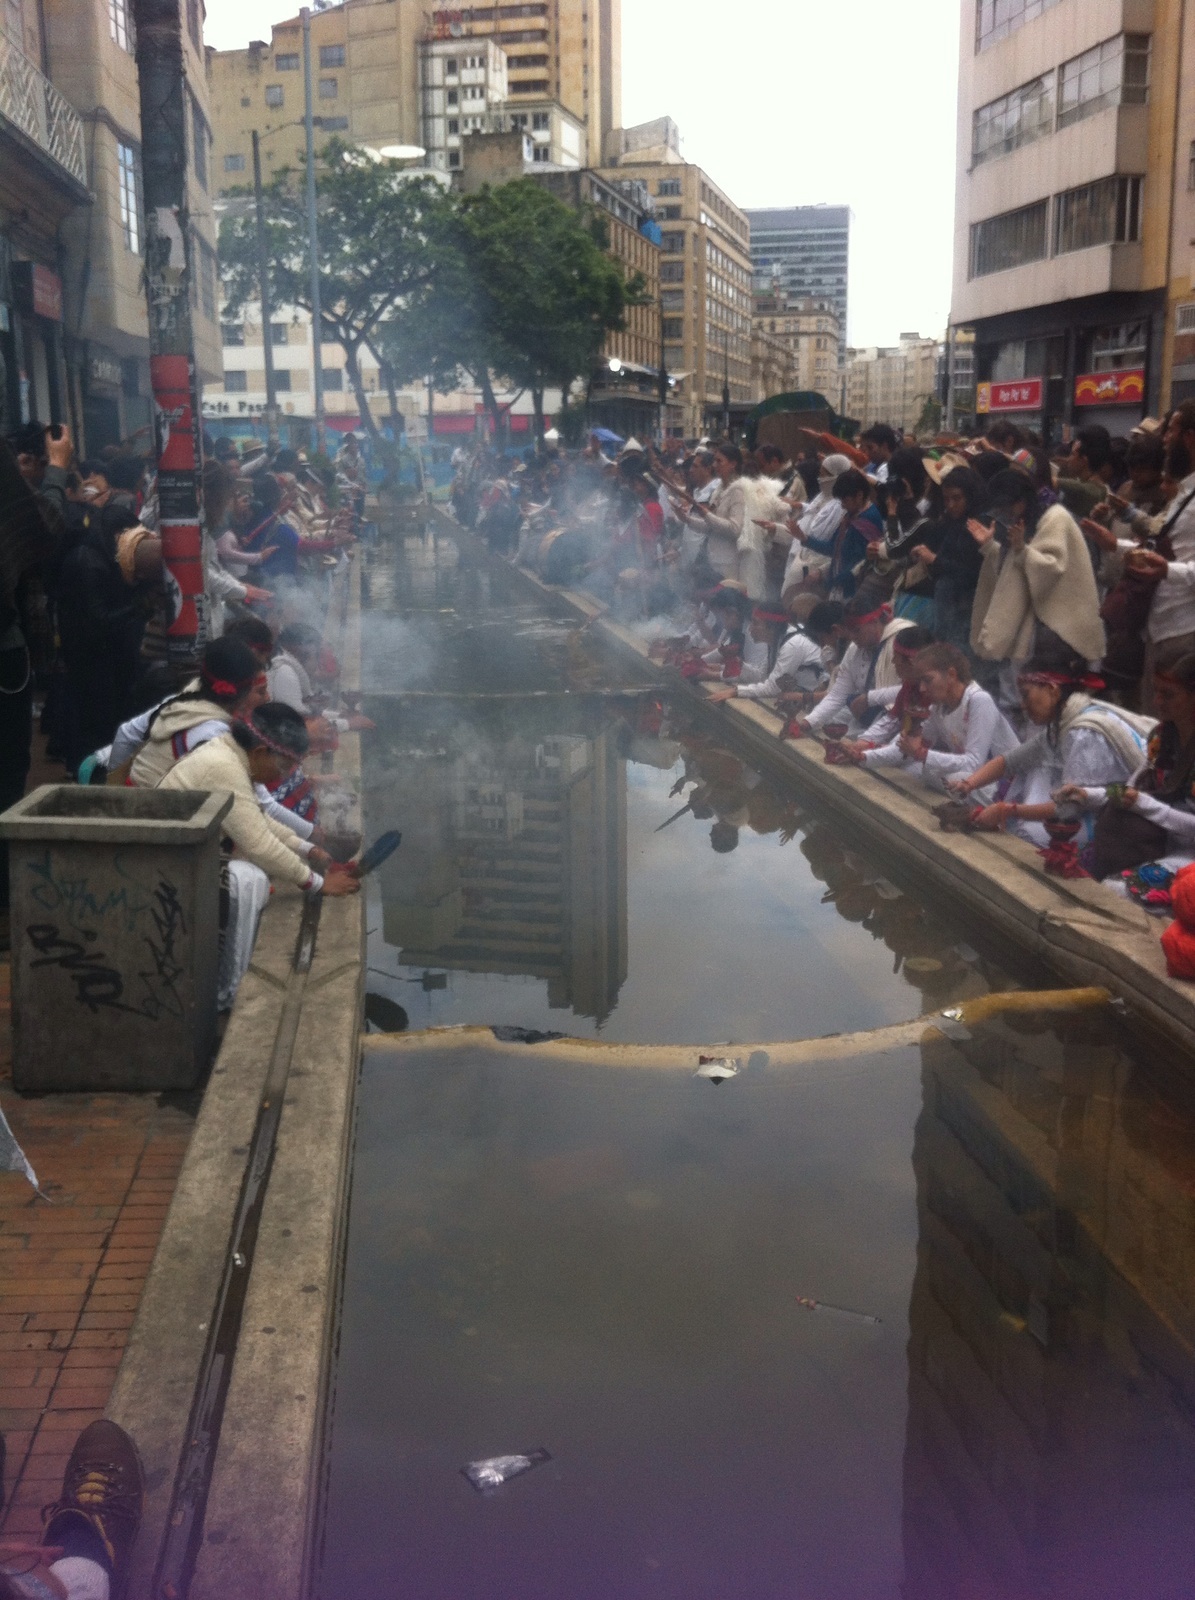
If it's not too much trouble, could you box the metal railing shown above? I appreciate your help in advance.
[0,33,86,187]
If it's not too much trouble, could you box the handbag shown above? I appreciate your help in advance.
[1100,485,1195,636]
[1091,733,1195,880]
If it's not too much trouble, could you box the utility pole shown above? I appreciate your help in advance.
[132,0,203,679]
[657,305,668,447]
[252,130,280,447]
[302,8,325,456]
[721,338,730,440]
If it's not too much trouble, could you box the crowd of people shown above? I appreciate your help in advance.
[454,403,1195,934]
[1,422,376,1003]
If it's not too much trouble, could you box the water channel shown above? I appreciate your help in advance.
[314,526,1195,1599]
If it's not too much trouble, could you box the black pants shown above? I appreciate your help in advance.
[0,643,33,911]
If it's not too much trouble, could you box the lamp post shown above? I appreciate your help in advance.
[658,303,668,446]
[301,7,325,457]
[251,130,280,447]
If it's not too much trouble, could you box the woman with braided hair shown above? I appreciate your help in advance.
[121,636,268,787]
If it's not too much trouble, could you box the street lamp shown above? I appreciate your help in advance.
[302,7,325,455]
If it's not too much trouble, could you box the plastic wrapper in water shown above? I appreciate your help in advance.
[695,1055,740,1083]
[463,1448,551,1492]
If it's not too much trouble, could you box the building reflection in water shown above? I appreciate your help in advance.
[366,701,628,1024]
[904,1008,1195,1600]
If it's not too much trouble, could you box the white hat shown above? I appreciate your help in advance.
[819,452,853,481]
[543,428,560,443]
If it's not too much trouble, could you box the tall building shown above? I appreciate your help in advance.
[951,0,1187,440]
[752,288,841,400]
[745,205,851,362]
[845,334,941,436]
[208,0,619,190]
[603,119,753,437]
[1,0,219,446]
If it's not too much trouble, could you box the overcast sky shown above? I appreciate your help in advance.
[204,0,961,347]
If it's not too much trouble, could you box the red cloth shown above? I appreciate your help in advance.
[1162,863,1195,980]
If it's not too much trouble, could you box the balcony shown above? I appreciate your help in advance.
[0,32,87,189]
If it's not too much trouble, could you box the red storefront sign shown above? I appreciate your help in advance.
[977,377,1043,414]
[1074,368,1145,407]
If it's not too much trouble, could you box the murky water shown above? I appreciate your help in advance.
[317,529,1195,1599]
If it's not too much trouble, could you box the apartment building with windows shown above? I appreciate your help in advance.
[745,206,851,364]
[210,0,618,190]
[752,289,842,400]
[952,0,1186,440]
[0,0,219,446]
[602,120,753,437]
[845,336,941,437]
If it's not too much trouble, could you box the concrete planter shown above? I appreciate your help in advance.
[0,785,233,1092]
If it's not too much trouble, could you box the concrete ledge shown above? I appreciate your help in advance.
[452,518,1195,1058]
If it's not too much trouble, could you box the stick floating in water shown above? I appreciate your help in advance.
[796,1295,882,1326]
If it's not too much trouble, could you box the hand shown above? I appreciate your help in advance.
[967,517,995,548]
[1052,784,1088,808]
[344,712,375,731]
[1007,518,1026,553]
[321,867,360,896]
[849,692,871,720]
[308,845,333,870]
[837,738,870,764]
[972,802,1013,829]
[44,424,74,469]
[1115,786,1140,809]
[865,541,884,562]
[1081,518,1118,554]
[688,502,708,518]
[243,583,272,604]
[706,686,737,702]
[899,732,929,762]
[260,544,280,561]
[1126,548,1168,579]
[1106,491,1130,515]
[910,544,935,566]
[946,775,974,796]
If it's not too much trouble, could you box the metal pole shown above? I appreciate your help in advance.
[302,7,325,456]
[132,0,202,678]
[252,129,280,447]
[721,338,730,438]
[658,303,668,446]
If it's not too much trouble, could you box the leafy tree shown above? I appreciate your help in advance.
[218,141,455,439]
[916,394,943,438]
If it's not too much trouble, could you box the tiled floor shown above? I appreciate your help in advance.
[0,958,196,1537]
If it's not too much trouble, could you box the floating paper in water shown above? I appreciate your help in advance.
[462,1448,551,1493]
[796,1295,882,1327]
[695,1055,740,1084]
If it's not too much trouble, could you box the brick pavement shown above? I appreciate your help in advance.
[0,956,197,1538]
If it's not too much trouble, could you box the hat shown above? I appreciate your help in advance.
[542,427,560,443]
[620,436,646,457]
[818,453,853,482]
[923,450,969,485]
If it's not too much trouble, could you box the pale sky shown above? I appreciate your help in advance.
[203,0,961,347]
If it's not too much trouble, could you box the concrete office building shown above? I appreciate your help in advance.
[752,286,841,401]
[603,119,753,438]
[1,0,220,447]
[845,335,941,437]
[745,205,851,362]
[951,0,1187,440]
[209,0,619,190]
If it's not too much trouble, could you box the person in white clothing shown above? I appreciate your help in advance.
[794,598,917,738]
[859,424,897,486]
[1123,402,1195,707]
[709,604,829,703]
[685,445,764,596]
[895,642,1020,795]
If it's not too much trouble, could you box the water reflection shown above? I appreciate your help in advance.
[905,1010,1195,1600]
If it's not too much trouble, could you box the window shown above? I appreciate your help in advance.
[1090,321,1147,371]
[531,111,549,130]
[975,0,1062,52]
[510,79,549,94]
[659,205,681,220]
[448,151,460,168]
[447,89,458,106]
[660,261,685,283]
[531,147,549,162]
[972,74,1053,166]
[319,77,338,98]
[323,368,344,390]
[224,371,248,393]
[662,317,684,339]
[509,113,527,129]
[509,54,549,67]
[968,198,1049,278]
[224,152,246,174]
[273,369,291,391]
[108,0,131,50]
[658,178,681,197]
[265,84,284,107]
[222,323,245,346]
[661,290,685,310]
[445,57,458,75]
[198,237,217,322]
[1177,304,1195,335]
[464,84,484,100]
[661,231,684,254]
[1058,35,1150,129]
[190,93,207,189]
[117,141,140,253]
[319,44,345,67]
[321,115,348,130]
[275,52,299,70]
[186,0,200,49]
[1054,175,1143,254]
[447,118,459,134]
[270,323,288,345]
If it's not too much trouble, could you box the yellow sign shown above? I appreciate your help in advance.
[976,382,990,414]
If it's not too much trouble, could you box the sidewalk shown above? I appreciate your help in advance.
[0,732,196,1538]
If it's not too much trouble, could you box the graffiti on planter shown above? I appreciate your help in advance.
[25,875,188,1019]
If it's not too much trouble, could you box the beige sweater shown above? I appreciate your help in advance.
[158,733,314,889]
[129,693,230,788]
[971,502,1106,664]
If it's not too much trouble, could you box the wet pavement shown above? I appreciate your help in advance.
[317,529,1195,1599]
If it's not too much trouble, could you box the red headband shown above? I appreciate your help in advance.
[202,669,266,700]
[1017,669,1105,692]
[231,718,301,760]
[752,606,790,625]
[847,605,889,628]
